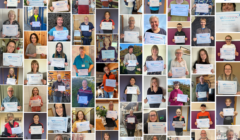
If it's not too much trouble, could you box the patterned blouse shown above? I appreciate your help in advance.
[1,20,21,38]
[144,55,163,75]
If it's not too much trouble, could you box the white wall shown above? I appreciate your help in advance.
[18,68,23,84]
[121,15,142,36]
[96,102,118,119]
[192,130,215,140]
[182,106,188,131]
[0,113,23,134]
[24,59,47,80]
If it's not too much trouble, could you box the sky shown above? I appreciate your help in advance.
[120,44,142,50]
[168,79,190,85]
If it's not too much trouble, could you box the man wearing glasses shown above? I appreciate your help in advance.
[1,86,21,111]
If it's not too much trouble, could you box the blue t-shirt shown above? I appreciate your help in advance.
[1,96,20,107]
[148,0,162,11]
[73,54,93,76]
[196,82,209,92]
[48,27,69,41]
[79,22,94,37]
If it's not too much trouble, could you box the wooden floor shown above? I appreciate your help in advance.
[96,119,119,130]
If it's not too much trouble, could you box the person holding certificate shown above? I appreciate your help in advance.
[53,104,71,133]
[4,113,21,137]
[144,110,166,134]
[48,15,71,41]
[192,49,214,74]
[28,114,44,139]
[48,0,70,12]
[1,10,21,38]
[29,87,43,112]
[48,42,68,70]
[26,0,47,6]
[4,0,20,8]
[144,77,165,108]
[1,86,21,111]
[103,101,118,130]
[1,40,18,67]
[194,104,213,129]
[52,74,65,103]
[29,9,42,31]
[124,77,141,102]
[125,109,138,137]
[172,23,188,45]
[169,81,189,106]
[98,37,118,62]
[193,18,214,46]
[123,46,139,74]
[168,49,189,78]
[24,60,46,85]
[77,80,93,107]
[73,47,94,76]
[25,33,45,59]
[219,98,238,125]
[144,45,166,75]
[100,11,115,33]
[221,3,236,12]
[6,68,18,85]
[192,0,213,15]
[172,109,185,136]
[147,0,162,13]
[79,16,94,45]
[168,0,190,21]
[72,110,93,133]
[195,76,209,101]
[145,16,166,35]
[217,35,238,61]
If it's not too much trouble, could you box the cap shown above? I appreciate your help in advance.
[201,103,206,107]
[128,45,134,50]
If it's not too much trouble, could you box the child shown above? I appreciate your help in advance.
[168,81,189,106]
[6,68,18,84]
[194,103,213,129]
[192,0,213,15]
[168,0,190,21]
[219,98,238,125]
[172,109,185,136]
[172,23,188,45]
[147,0,162,14]
[4,0,20,8]
[28,114,44,139]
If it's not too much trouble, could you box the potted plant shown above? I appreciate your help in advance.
[96,105,108,125]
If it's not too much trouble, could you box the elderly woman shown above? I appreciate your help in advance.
[124,77,141,102]
[26,0,47,6]
[218,35,238,61]
[4,0,20,8]
[168,49,189,78]
[144,45,166,75]
[103,101,118,130]
[226,129,234,140]
[48,0,70,12]
[1,86,21,111]
[25,33,45,59]
[221,3,236,12]
[98,37,117,62]
[125,109,138,137]
[48,15,71,41]
[144,110,166,134]
[100,11,115,34]
[145,15,166,35]
[4,113,21,137]
[1,10,21,38]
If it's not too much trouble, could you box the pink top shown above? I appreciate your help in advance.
[168,89,183,106]
[29,95,43,112]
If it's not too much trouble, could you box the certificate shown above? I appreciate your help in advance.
[52,1,69,12]
[128,60,137,66]
[197,119,209,128]
[53,30,68,41]
[11,127,22,134]
[27,74,43,85]
[171,4,189,17]
[78,69,89,76]
[174,36,185,43]
[28,0,44,6]
[78,96,88,104]
[106,79,116,87]
[145,32,166,44]
[127,0,134,2]
[4,102,18,112]
[198,92,207,98]
[196,64,213,74]
[81,25,89,31]
[36,46,47,54]
[173,121,184,128]
[196,4,209,13]
[124,31,139,43]
[74,30,80,36]
[2,25,18,36]
[101,22,112,30]
[172,67,186,78]
[6,78,16,85]
[3,53,23,66]
[220,48,235,60]
[78,0,89,5]
[51,58,65,68]
[150,0,159,7]
[196,33,211,44]
[102,50,115,59]
[127,117,135,123]
[32,21,40,27]
[7,0,18,7]
[177,94,188,102]
[216,12,240,32]
[76,121,90,132]
[148,122,166,134]
[147,95,162,104]
[127,87,137,94]
[146,61,164,72]
[218,81,237,94]
[223,108,234,116]
[48,117,68,132]
[106,111,118,119]
[58,86,65,91]
[31,126,42,134]
[31,100,41,107]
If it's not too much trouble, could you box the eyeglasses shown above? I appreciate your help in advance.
[175,52,182,54]
[150,115,156,117]
[225,39,231,41]
[225,69,232,71]
[7,90,13,92]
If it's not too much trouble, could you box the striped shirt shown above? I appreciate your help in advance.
[123,53,138,71]
[77,87,93,103]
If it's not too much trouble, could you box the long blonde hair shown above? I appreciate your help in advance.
[176,109,183,121]
[8,68,15,78]
[31,87,39,97]
[221,63,235,81]
[147,110,159,123]
[150,77,159,92]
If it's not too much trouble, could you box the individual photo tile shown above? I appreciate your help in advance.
[120,15,143,43]
[24,0,47,6]
[191,16,215,46]
[96,99,119,130]
[167,137,190,140]
[190,0,214,15]
[191,129,215,140]
[120,0,143,14]
[24,86,47,112]
[143,76,166,108]
[120,44,142,74]
[216,126,240,139]
[73,15,95,45]
[72,107,95,133]
[72,0,95,14]
[191,102,215,129]
[167,45,190,78]
[168,21,190,45]
[72,77,95,107]
[72,133,95,140]
[120,102,142,137]
[24,59,47,85]
[144,136,166,140]
[48,71,71,103]
[96,34,118,63]
[96,131,118,140]
[48,134,71,140]
[144,0,166,14]
[168,0,190,21]
[168,79,190,106]
[0,67,23,85]
[24,113,47,139]
[2,0,23,8]
[24,31,47,59]
[168,106,190,136]
[191,75,215,102]
[96,0,119,8]
[121,138,142,140]
[48,0,71,12]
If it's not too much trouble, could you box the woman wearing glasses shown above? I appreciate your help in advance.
[218,35,238,61]
[144,110,166,134]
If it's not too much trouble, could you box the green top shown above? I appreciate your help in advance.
[34,15,38,21]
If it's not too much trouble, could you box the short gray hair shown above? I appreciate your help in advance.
[82,80,88,84]
[149,15,159,23]
[128,16,135,22]
[7,86,13,91]
[226,129,234,136]
[129,109,133,112]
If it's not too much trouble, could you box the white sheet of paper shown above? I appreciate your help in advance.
[53,30,68,41]
[145,32,166,44]
[52,1,69,12]
[78,0,89,5]
[197,119,209,128]
[36,46,47,54]
[32,21,41,27]
[4,102,18,112]
[51,58,65,68]
[173,121,184,128]
[101,22,112,30]
[48,117,68,131]
[81,25,89,31]
[198,92,207,98]
[6,78,16,85]
[3,53,23,67]
[146,60,164,72]
[74,30,80,36]
[78,69,89,76]
[124,31,139,43]
[11,127,22,134]
[216,12,240,32]
[31,126,42,134]
[31,100,41,107]
[172,67,186,78]
[150,0,159,7]
[127,0,134,2]
[101,50,115,59]
[177,94,188,102]
[58,86,65,91]
[106,111,118,119]
[7,0,18,7]
[218,81,237,94]
[76,121,90,132]
[28,0,44,6]
[148,122,166,134]
[27,74,43,85]
[196,4,209,13]
[127,87,137,94]
[147,95,162,104]
[106,79,116,87]
[78,96,88,104]
[127,117,135,123]
[196,64,213,74]
[223,108,234,116]
[220,48,235,60]
[174,36,185,43]
[2,25,18,36]
[128,60,137,66]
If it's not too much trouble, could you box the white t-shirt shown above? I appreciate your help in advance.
[222,44,236,49]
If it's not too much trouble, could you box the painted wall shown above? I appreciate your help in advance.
[191,111,215,129]
[96,131,118,140]
[168,28,191,45]
[144,0,166,14]
[216,41,240,61]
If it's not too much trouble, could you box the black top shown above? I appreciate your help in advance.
[222,106,234,125]
[144,120,165,134]
[175,31,186,45]
[147,87,163,108]
[29,122,44,139]
[173,116,185,132]
[104,113,118,127]
[192,60,209,69]
[125,84,133,102]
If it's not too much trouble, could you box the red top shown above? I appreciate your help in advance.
[103,73,116,92]
[29,95,43,112]
[197,111,212,121]
[101,19,115,26]
[168,89,184,106]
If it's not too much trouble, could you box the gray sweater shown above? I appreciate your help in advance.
[25,43,41,59]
